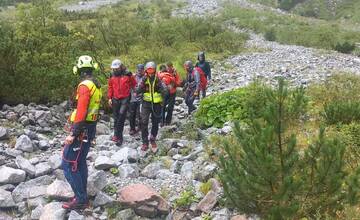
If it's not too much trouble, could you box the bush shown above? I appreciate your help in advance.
[323,100,360,125]
[338,123,360,170]
[334,41,356,54]
[264,28,276,41]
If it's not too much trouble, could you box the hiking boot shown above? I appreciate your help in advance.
[62,199,89,210]
[116,138,123,146]
[141,144,149,152]
[111,136,119,142]
[129,129,136,136]
[150,137,158,153]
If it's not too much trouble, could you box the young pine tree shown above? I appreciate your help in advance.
[219,78,360,219]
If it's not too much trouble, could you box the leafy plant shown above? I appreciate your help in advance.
[200,180,212,195]
[174,187,199,209]
[103,184,117,196]
[334,41,356,54]
[323,100,360,125]
[110,167,119,176]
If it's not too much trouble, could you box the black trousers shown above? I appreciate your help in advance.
[112,97,129,139]
[129,101,141,131]
[185,88,196,114]
[140,101,162,145]
[162,93,176,125]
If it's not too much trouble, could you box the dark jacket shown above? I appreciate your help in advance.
[195,61,211,80]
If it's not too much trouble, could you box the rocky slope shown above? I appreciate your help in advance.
[1,0,360,220]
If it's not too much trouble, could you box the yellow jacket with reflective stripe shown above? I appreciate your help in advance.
[70,79,102,122]
[143,77,163,103]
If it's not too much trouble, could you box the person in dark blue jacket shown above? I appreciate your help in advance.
[195,51,211,98]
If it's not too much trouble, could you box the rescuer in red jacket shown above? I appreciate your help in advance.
[107,59,136,146]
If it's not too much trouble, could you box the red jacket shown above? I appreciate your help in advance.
[108,75,136,100]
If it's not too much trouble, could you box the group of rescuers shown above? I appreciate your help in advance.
[61,53,211,210]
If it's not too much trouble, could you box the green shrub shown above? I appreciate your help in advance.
[334,41,356,54]
[323,100,360,125]
[174,188,198,208]
[338,123,360,170]
[264,28,276,41]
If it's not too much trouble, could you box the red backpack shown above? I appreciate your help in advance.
[194,67,207,90]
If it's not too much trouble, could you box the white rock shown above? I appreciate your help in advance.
[95,156,116,170]
[15,135,34,152]
[46,179,74,200]
[39,202,66,220]
[15,156,36,177]
[0,166,26,184]
[0,188,16,208]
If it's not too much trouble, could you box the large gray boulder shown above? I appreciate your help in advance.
[15,135,34,152]
[12,175,53,203]
[141,161,164,179]
[35,162,52,177]
[87,170,107,197]
[0,166,26,184]
[118,164,139,179]
[0,127,8,140]
[94,156,116,170]
[46,179,74,200]
[111,147,139,165]
[0,188,16,208]
[15,156,36,177]
[39,202,66,220]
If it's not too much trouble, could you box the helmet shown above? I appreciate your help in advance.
[111,59,122,69]
[159,64,167,72]
[184,60,193,69]
[73,55,98,75]
[198,51,205,61]
[145,61,156,70]
[137,64,145,70]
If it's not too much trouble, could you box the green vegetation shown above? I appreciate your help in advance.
[110,167,119,176]
[221,5,360,54]
[103,184,117,196]
[174,187,198,209]
[218,78,360,219]
[199,180,212,195]
[0,0,247,105]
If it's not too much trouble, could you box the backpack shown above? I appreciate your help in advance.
[194,67,207,90]
[158,72,175,86]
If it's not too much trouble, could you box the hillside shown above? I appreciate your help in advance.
[1,0,360,220]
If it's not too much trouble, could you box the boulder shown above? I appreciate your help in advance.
[118,164,139,179]
[93,191,115,207]
[31,205,44,220]
[141,161,164,179]
[115,208,136,220]
[15,135,34,152]
[12,175,53,203]
[111,147,139,165]
[68,210,86,220]
[95,156,117,170]
[180,161,194,179]
[0,127,8,140]
[39,202,66,220]
[118,184,170,218]
[0,188,16,208]
[87,170,107,197]
[196,190,218,213]
[0,166,26,184]
[35,162,52,177]
[231,215,248,220]
[46,179,74,200]
[15,156,36,177]
[48,154,62,170]
[96,123,111,135]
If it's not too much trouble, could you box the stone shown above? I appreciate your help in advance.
[0,166,26,184]
[48,154,62,170]
[15,135,34,152]
[19,115,31,126]
[118,184,170,217]
[96,123,111,135]
[180,161,194,179]
[14,104,26,115]
[15,156,36,177]
[231,215,248,220]
[0,155,5,166]
[141,161,164,179]
[31,205,44,220]
[68,210,86,220]
[209,178,222,194]
[115,208,136,220]
[28,197,46,209]
[93,191,115,207]
[196,190,218,213]
[118,164,139,178]
[0,212,13,220]
[87,170,107,197]
[0,126,8,140]
[111,147,139,165]
[35,162,52,177]
[156,169,173,180]
[39,202,66,220]
[211,208,231,220]
[46,179,74,200]
[12,175,53,203]
[0,188,16,208]
[95,156,117,170]
[38,140,50,150]
[197,163,217,181]
[6,112,18,121]
[96,135,112,145]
